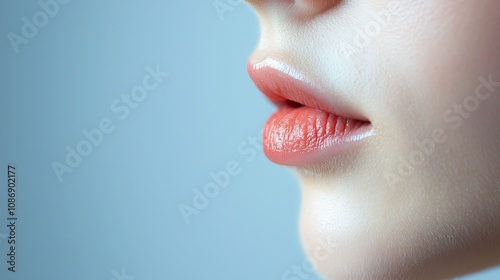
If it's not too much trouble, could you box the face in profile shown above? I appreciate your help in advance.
[245,0,500,278]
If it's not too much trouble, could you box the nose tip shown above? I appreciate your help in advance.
[246,0,337,17]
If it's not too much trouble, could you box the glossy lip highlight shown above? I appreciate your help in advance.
[248,57,374,166]
[249,57,370,121]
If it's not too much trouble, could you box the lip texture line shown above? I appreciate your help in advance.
[248,57,373,166]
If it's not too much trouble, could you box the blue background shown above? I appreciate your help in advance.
[0,1,498,279]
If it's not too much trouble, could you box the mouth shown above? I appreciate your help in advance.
[248,57,373,166]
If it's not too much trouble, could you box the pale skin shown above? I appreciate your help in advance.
[245,0,500,279]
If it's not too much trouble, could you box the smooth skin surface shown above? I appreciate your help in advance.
[246,0,500,279]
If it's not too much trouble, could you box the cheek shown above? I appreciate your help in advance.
[365,0,500,190]
[280,1,500,278]
[299,2,500,277]
[373,0,500,109]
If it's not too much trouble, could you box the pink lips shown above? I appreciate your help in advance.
[248,57,373,166]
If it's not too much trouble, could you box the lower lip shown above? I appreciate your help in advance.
[263,104,373,166]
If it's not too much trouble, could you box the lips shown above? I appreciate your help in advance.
[248,57,373,166]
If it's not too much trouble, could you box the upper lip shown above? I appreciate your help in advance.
[247,56,369,122]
